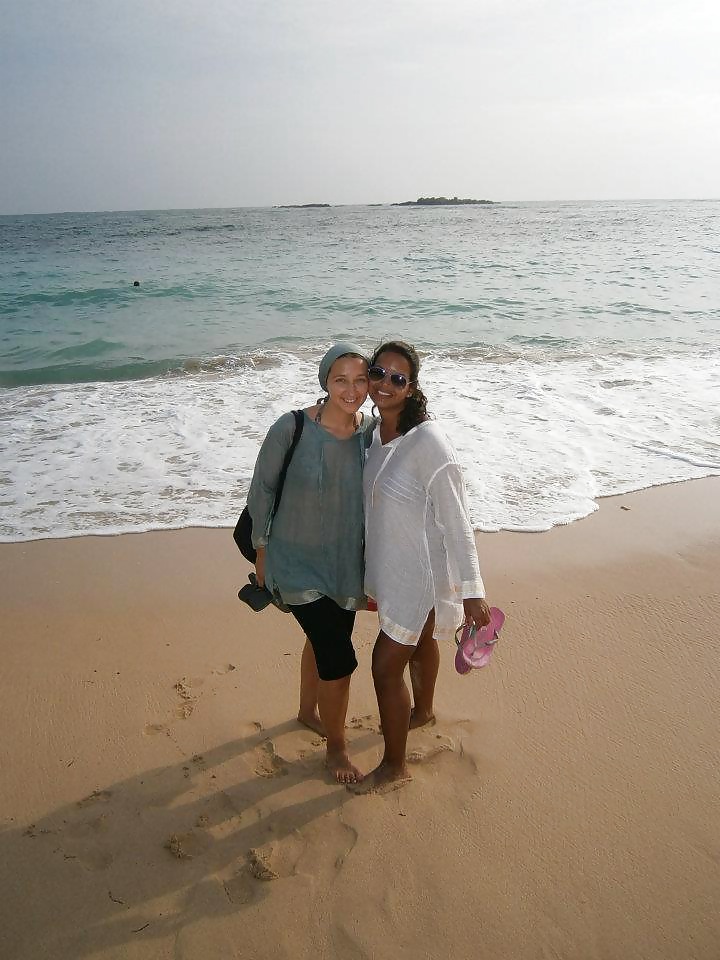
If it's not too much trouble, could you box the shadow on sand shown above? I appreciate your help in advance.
[1,718,379,958]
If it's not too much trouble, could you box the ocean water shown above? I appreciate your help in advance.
[1,201,719,542]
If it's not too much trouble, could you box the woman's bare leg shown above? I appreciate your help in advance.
[356,631,415,790]
[297,640,324,735]
[317,674,363,783]
[409,609,439,729]
[290,600,360,782]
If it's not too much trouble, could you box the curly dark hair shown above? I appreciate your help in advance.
[371,340,430,435]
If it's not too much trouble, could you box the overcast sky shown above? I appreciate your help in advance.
[1,0,719,214]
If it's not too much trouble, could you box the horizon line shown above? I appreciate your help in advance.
[2,196,719,217]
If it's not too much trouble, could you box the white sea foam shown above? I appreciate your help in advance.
[1,345,718,541]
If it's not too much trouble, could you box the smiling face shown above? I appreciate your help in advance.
[368,350,414,417]
[325,355,369,414]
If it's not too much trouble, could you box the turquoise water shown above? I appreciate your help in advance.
[1,201,719,540]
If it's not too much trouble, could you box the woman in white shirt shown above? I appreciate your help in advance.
[361,341,492,791]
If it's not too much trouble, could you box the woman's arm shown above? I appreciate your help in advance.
[427,461,486,603]
[429,463,491,627]
[246,413,298,550]
[254,546,266,588]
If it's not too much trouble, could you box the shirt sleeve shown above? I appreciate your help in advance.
[246,413,297,549]
[427,462,485,600]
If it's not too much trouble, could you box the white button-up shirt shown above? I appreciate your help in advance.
[364,421,485,645]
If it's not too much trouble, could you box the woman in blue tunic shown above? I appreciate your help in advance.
[247,344,374,783]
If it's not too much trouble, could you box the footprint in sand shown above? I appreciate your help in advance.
[253,740,289,779]
[223,870,256,904]
[180,754,207,780]
[223,838,305,903]
[189,792,241,839]
[62,842,114,871]
[173,677,200,719]
[143,723,171,737]
[56,811,116,871]
[246,832,306,880]
[348,714,379,733]
[24,790,117,871]
[332,821,358,870]
[406,733,455,764]
[225,816,353,900]
[212,663,237,675]
[164,829,212,861]
[297,816,358,873]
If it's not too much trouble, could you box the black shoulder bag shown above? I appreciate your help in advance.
[233,410,304,563]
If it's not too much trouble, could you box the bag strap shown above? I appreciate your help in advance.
[271,410,304,518]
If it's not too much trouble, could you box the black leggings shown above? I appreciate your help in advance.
[289,596,357,681]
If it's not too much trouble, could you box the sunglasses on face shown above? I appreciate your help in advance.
[368,365,412,389]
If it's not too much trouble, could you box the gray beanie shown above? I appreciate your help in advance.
[318,342,367,391]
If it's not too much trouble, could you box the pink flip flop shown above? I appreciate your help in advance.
[454,607,505,674]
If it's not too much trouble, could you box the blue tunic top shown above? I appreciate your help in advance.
[247,410,375,609]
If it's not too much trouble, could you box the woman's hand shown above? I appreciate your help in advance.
[255,546,266,588]
[463,597,491,629]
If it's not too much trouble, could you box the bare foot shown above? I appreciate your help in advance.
[347,760,411,794]
[326,749,364,785]
[409,708,436,730]
[297,710,325,737]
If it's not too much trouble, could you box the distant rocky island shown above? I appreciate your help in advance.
[272,197,495,209]
[393,196,494,206]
